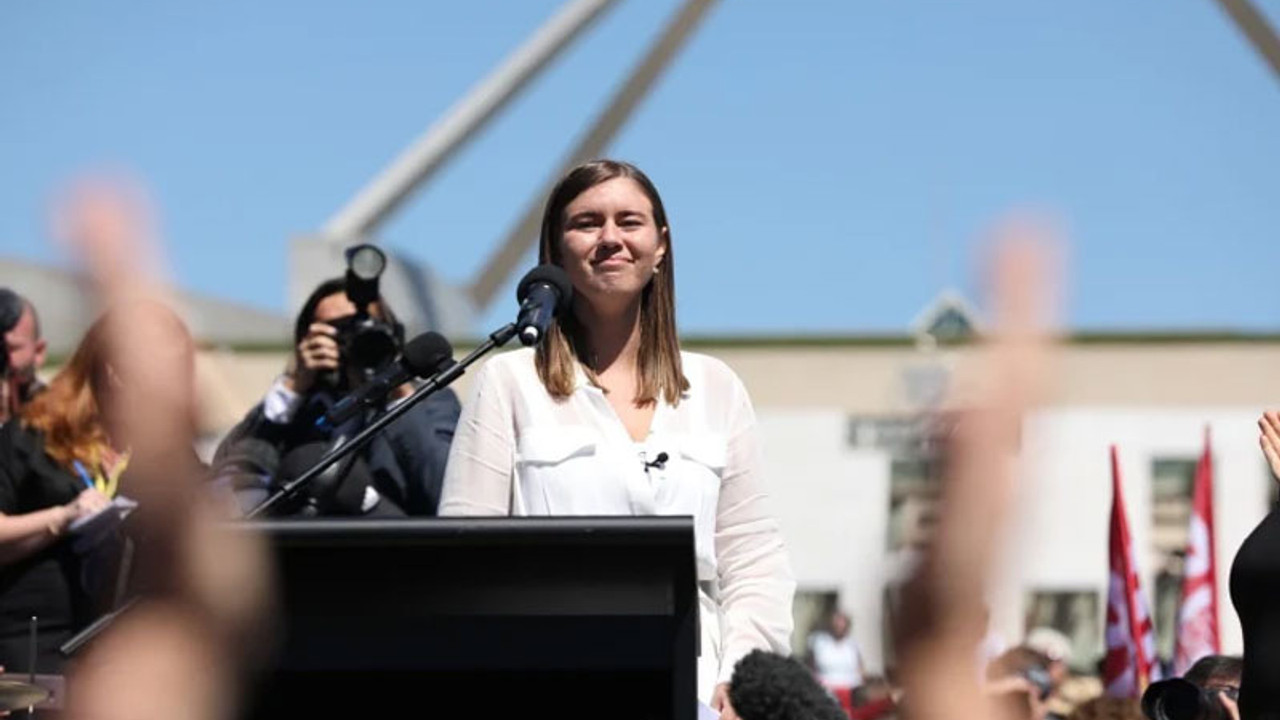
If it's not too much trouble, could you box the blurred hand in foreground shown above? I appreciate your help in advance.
[52,176,272,720]
[895,218,1060,720]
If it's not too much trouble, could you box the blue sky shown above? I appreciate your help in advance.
[2,0,1278,335]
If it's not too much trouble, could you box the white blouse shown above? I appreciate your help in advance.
[439,348,796,688]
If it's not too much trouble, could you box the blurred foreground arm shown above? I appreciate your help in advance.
[52,178,272,720]
[895,223,1059,720]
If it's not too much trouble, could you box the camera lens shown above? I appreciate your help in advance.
[345,322,399,370]
[1143,679,1210,720]
[346,244,386,282]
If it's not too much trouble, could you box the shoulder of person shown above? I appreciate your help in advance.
[679,351,748,397]
[398,385,461,423]
[679,350,735,376]
[215,402,282,452]
[424,385,461,410]
[0,421,71,501]
[0,419,43,466]
[475,347,538,386]
[0,420,20,468]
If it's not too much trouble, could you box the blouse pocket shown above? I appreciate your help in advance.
[677,433,727,474]
[515,426,597,464]
[513,426,600,514]
[667,432,728,507]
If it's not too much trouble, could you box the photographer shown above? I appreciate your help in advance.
[0,289,48,425]
[213,274,460,517]
[1142,655,1241,720]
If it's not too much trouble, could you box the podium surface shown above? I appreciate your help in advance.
[242,517,698,720]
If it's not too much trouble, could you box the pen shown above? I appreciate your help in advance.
[72,461,95,491]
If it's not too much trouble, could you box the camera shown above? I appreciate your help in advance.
[1142,678,1235,720]
[330,313,400,372]
[0,289,25,376]
[336,244,403,374]
[1022,666,1053,701]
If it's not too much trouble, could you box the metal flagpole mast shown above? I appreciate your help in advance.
[321,0,621,245]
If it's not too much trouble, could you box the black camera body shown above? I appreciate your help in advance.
[1142,678,1233,720]
[330,313,402,374]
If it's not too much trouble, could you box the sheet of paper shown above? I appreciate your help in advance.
[69,496,138,535]
[698,701,720,720]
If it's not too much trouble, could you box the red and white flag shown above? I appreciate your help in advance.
[1103,445,1161,697]
[1173,428,1220,675]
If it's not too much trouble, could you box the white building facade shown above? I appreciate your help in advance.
[757,403,1272,675]
[186,329,1280,676]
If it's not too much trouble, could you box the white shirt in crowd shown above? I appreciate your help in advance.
[808,631,865,689]
[439,348,796,701]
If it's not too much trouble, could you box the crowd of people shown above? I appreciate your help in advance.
[798,605,1244,720]
[0,160,1273,720]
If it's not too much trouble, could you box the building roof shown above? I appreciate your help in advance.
[0,256,289,354]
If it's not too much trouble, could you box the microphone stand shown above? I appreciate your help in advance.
[247,321,518,518]
[60,322,520,658]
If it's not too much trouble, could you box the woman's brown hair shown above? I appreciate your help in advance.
[534,159,688,405]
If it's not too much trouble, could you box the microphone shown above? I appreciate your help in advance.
[280,440,372,517]
[515,265,573,347]
[728,650,848,720]
[642,452,669,473]
[319,331,455,430]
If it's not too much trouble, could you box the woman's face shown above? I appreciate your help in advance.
[557,177,667,313]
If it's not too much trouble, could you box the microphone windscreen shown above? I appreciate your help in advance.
[279,442,373,516]
[401,332,454,377]
[213,437,279,477]
[278,442,331,483]
[728,650,848,720]
[516,264,573,313]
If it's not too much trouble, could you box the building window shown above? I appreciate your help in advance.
[911,291,981,344]
[1151,457,1196,667]
[793,589,840,658]
[1024,590,1101,672]
[887,457,940,551]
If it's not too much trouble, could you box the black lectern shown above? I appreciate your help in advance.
[240,517,698,720]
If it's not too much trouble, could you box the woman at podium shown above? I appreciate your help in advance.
[441,159,796,715]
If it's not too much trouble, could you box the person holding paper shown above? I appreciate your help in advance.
[440,160,796,717]
[0,306,193,672]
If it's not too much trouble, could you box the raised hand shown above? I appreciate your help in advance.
[1258,411,1280,482]
[51,175,272,720]
[895,217,1060,720]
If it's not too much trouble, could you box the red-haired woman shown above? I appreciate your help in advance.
[0,306,193,672]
